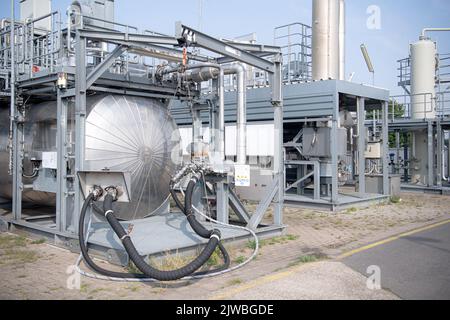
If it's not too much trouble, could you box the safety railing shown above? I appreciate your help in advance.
[24,11,62,77]
[388,92,450,121]
[274,22,312,83]
[398,53,450,88]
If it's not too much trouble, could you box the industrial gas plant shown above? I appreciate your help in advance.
[0,0,448,282]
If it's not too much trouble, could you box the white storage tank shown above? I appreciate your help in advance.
[410,38,438,119]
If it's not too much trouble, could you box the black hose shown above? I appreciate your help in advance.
[80,194,229,280]
[103,194,222,281]
[184,177,215,239]
[170,182,231,273]
[79,194,148,279]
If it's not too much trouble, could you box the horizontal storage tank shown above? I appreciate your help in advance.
[0,95,182,220]
[410,38,437,119]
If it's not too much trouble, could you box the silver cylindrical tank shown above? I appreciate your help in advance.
[312,0,340,81]
[410,38,437,119]
[338,0,345,80]
[0,95,182,221]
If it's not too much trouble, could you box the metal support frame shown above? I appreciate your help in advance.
[216,181,229,225]
[436,120,443,187]
[56,89,69,232]
[86,45,127,88]
[427,120,434,187]
[3,16,285,254]
[357,97,366,197]
[331,104,339,203]
[285,160,320,200]
[175,22,275,73]
[382,101,390,195]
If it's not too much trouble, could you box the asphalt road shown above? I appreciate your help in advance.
[343,221,450,300]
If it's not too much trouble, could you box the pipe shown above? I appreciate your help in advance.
[421,28,450,38]
[165,62,247,163]
[159,63,226,161]
[224,63,247,165]
[185,63,247,164]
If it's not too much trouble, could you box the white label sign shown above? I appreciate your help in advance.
[42,152,58,169]
[235,165,250,187]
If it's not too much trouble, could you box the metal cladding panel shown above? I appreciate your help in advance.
[171,80,389,127]
[171,81,338,125]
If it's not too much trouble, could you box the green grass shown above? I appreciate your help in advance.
[0,235,28,249]
[287,254,325,268]
[206,247,222,267]
[227,278,243,286]
[390,196,402,204]
[247,234,300,250]
[234,256,246,264]
[126,262,143,274]
[31,238,47,245]
[345,207,358,214]
[1,248,39,265]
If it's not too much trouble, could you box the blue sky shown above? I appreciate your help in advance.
[1,0,449,95]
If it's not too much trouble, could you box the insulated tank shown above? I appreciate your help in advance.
[0,95,182,220]
[312,0,340,81]
[409,38,438,185]
[410,38,437,119]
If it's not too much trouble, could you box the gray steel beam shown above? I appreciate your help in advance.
[77,29,179,46]
[228,188,251,224]
[175,22,275,73]
[330,93,339,203]
[382,101,390,195]
[86,45,127,89]
[216,182,229,224]
[248,178,279,230]
[73,31,87,234]
[357,97,366,197]
[437,120,443,187]
[272,58,283,226]
[221,41,282,54]
[56,90,68,232]
[427,121,434,187]
[124,41,210,63]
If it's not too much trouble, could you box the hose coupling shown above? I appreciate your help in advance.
[105,186,119,201]
[92,185,103,201]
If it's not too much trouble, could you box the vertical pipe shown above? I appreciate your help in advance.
[218,69,225,161]
[234,63,247,165]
